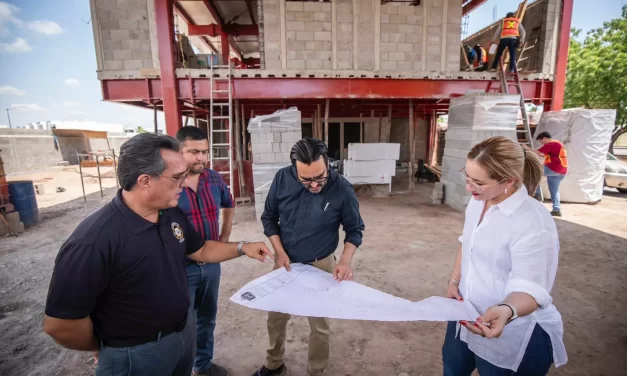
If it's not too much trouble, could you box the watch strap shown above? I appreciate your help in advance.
[237,241,247,257]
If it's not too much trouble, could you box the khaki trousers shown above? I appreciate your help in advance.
[265,254,335,376]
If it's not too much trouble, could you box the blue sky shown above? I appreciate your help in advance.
[0,0,624,130]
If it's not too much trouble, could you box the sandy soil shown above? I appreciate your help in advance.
[0,184,626,376]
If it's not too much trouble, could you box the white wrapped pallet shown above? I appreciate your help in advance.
[534,109,616,203]
[343,175,392,185]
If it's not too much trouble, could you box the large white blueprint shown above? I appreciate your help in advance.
[230,263,480,322]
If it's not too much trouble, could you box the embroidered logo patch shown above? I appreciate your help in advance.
[171,222,185,243]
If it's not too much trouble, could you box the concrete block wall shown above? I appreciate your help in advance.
[261,0,462,73]
[285,1,333,70]
[92,0,154,71]
[440,95,518,211]
[337,0,354,70]
[0,130,64,174]
[249,109,303,221]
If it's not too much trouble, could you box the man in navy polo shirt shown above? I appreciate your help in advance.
[43,133,273,376]
[176,126,233,376]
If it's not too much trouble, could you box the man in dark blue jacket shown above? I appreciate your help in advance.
[252,138,365,376]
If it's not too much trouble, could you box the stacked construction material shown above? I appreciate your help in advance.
[534,108,616,203]
[343,143,400,192]
[248,108,302,222]
[439,94,519,211]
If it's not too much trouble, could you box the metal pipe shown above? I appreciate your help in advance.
[95,154,103,197]
[78,150,86,202]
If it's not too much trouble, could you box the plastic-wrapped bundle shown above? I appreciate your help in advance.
[534,109,616,203]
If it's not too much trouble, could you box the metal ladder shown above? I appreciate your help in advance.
[486,62,533,147]
[486,62,543,200]
[209,62,234,191]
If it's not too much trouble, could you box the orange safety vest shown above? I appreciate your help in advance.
[501,17,520,38]
[479,47,487,63]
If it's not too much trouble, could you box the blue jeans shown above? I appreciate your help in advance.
[186,262,221,373]
[492,38,518,72]
[96,315,195,376]
[536,166,565,212]
[442,321,553,376]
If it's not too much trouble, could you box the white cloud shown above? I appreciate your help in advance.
[0,2,22,37]
[0,38,32,53]
[10,104,44,112]
[0,85,25,95]
[63,101,81,107]
[64,78,81,87]
[28,20,63,35]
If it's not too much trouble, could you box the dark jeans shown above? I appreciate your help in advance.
[442,321,553,376]
[187,262,221,374]
[492,38,518,72]
[96,315,195,376]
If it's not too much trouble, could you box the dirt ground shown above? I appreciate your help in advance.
[0,183,626,376]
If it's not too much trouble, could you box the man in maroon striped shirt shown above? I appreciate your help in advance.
[176,126,234,376]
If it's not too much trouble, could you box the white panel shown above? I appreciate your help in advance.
[347,143,400,160]
[344,159,396,176]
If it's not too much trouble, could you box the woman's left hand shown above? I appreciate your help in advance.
[460,305,513,339]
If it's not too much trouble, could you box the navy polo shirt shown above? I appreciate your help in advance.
[44,190,205,342]
[261,167,365,263]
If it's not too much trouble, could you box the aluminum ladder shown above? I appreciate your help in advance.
[209,62,234,191]
[486,62,534,147]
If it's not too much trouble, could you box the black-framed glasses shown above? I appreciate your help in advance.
[161,169,189,187]
[297,167,328,186]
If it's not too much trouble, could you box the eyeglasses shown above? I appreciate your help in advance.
[162,170,189,187]
[297,168,328,187]
[459,168,507,193]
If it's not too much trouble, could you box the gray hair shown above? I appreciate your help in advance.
[117,133,180,191]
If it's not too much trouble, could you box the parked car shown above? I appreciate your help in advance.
[604,153,627,193]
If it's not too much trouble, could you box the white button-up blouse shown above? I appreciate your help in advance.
[458,185,568,371]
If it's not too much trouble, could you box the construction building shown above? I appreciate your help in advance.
[89,0,573,199]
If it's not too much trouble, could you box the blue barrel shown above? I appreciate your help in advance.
[8,181,40,227]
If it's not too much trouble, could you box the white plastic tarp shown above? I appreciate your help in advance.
[534,109,616,203]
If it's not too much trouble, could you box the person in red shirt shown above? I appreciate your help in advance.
[525,132,568,217]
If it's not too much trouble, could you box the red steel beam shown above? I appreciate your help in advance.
[551,0,573,111]
[102,78,553,104]
[155,0,182,135]
[188,23,258,37]
[462,0,488,16]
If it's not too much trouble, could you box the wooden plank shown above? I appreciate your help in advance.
[324,99,329,146]
[408,100,415,192]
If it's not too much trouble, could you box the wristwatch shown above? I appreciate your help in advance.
[237,241,248,257]
[497,303,518,324]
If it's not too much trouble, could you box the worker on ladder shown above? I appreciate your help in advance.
[490,12,526,73]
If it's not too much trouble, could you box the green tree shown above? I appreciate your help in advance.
[564,6,627,153]
[136,126,147,133]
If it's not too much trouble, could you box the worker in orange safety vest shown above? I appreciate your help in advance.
[473,44,488,71]
[491,12,526,73]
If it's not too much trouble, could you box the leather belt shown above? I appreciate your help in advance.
[102,314,188,348]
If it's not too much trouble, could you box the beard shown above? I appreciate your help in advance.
[190,163,205,174]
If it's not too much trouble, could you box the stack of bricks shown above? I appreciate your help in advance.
[248,108,303,221]
[380,2,424,71]
[439,94,520,212]
[285,1,332,70]
[94,0,153,71]
[431,182,444,205]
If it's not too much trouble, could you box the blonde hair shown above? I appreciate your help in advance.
[467,136,543,196]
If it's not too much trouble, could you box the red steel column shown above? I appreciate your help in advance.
[551,0,574,111]
[155,0,182,135]
[220,31,230,65]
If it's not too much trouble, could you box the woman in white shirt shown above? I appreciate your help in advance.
[442,136,567,375]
